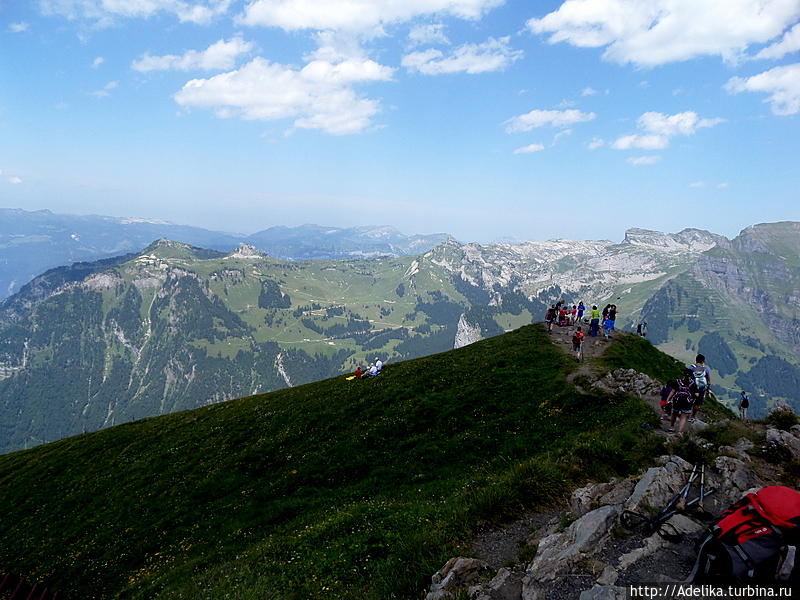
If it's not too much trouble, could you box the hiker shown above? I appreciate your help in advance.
[572,327,585,361]
[354,366,363,379]
[739,390,749,420]
[659,381,674,420]
[545,305,557,332]
[667,372,695,435]
[589,305,600,336]
[576,301,585,324]
[688,354,711,421]
[558,305,569,327]
[375,357,383,372]
[640,321,647,337]
[368,363,378,375]
[606,304,617,338]
[570,305,578,326]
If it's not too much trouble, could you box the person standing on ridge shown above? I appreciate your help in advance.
[606,304,617,339]
[572,326,585,362]
[576,301,585,325]
[589,305,600,337]
[545,305,557,333]
[688,353,712,422]
[739,390,749,421]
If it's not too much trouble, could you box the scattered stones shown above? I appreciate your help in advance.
[594,369,662,397]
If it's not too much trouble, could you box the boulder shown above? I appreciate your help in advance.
[426,557,490,600]
[597,566,619,586]
[484,568,523,600]
[617,534,671,571]
[791,425,800,438]
[664,513,704,537]
[765,427,800,461]
[570,481,614,517]
[712,456,763,505]
[624,457,690,512]
[527,505,620,582]
[598,479,636,506]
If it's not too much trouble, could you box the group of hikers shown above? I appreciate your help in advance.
[351,358,383,379]
[544,300,619,362]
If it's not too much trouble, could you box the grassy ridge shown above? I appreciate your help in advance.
[0,325,662,599]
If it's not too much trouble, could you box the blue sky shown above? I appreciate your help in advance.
[1,0,799,243]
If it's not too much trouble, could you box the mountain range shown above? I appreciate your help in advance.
[0,220,798,453]
[0,208,449,298]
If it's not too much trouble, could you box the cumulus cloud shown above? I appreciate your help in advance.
[408,23,449,46]
[505,108,595,133]
[754,23,800,60]
[725,63,800,115]
[9,22,29,32]
[39,0,232,25]
[92,56,105,68]
[527,0,800,67]
[174,56,394,135]
[8,176,23,184]
[513,143,545,154]
[581,86,597,96]
[717,182,730,189]
[133,36,254,72]
[689,181,705,188]
[611,111,724,149]
[238,0,504,32]
[586,137,604,149]
[402,36,522,75]
[627,155,661,166]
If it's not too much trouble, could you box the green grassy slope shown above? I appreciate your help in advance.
[0,325,667,600]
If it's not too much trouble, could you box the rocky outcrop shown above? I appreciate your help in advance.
[593,369,662,397]
[428,451,771,600]
[765,427,800,461]
[454,313,482,349]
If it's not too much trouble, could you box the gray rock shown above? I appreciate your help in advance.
[617,534,671,571]
[765,427,800,460]
[520,577,545,600]
[712,456,763,504]
[486,568,523,600]
[664,513,704,536]
[598,479,636,506]
[791,424,800,438]
[625,458,689,512]
[570,481,614,517]
[426,557,490,600]
[597,566,619,585]
[527,505,620,582]
[579,585,628,600]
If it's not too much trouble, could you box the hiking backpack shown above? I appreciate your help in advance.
[673,380,693,411]
[691,364,708,390]
[690,486,800,584]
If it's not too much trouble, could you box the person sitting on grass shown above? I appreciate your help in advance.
[354,366,363,379]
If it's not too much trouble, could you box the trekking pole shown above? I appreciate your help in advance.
[675,463,699,511]
[698,463,705,511]
[650,488,717,539]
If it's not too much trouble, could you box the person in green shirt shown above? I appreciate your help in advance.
[589,305,600,336]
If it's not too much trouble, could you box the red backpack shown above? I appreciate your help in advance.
[690,486,800,584]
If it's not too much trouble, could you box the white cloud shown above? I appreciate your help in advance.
[90,80,118,97]
[513,143,545,154]
[132,36,255,72]
[552,128,573,144]
[580,86,597,96]
[611,111,724,149]
[39,0,232,25]
[505,108,596,133]
[174,56,394,135]
[9,22,29,32]
[725,63,800,115]
[627,155,661,166]
[717,182,730,189]
[8,176,23,184]
[527,0,800,67]
[755,23,800,60]
[408,23,449,47]
[238,0,504,32]
[689,181,705,188]
[586,137,604,149]
[92,56,105,68]
[402,36,522,75]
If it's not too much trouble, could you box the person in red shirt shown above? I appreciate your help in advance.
[354,366,363,379]
[558,306,568,327]
[572,327,585,361]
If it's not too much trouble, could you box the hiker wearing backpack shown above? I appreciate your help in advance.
[589,305,600,336]
[572,327,585,362]
[739,390,750,420]
[576,301,585,325]
[667,372,695,434]
[659,381,674,420]
[689,354,712,421]
[545,305,557,332]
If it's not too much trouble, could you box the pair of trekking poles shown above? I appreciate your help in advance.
[621,462,715,542]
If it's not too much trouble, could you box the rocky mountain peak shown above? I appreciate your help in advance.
[226,243,264,259]
[623,227,719,253]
